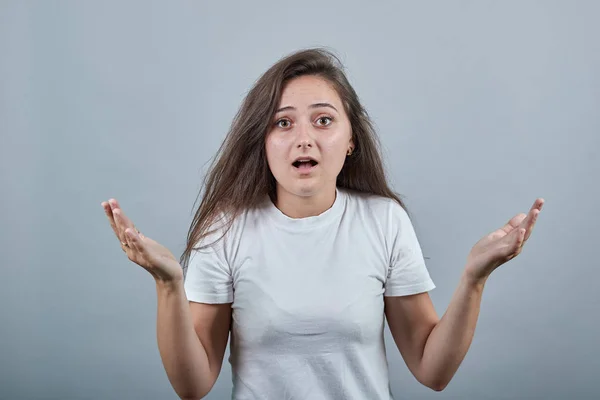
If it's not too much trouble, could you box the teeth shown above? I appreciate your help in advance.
[292,158,317,167]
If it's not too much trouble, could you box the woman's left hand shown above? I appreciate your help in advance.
[465,198,545,284]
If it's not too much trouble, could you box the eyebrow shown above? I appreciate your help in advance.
[275,102,339,113]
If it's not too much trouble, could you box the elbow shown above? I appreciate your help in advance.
[178,388,210,400]
[426,377,450,392]
[417,367,450,392]
[419,372,449,392]
[176,375,216,400]
[417,377,448,392]
[179,394,204,400]
[181,389,213,400]
[179,393,208,400]
[430,381,448,392]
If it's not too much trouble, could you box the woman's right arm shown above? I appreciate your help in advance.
[101,198,231,400]
[156,279,231,400]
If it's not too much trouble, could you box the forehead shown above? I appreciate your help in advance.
[278,75,341,107]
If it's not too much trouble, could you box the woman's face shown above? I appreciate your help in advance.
[265,75,354,200]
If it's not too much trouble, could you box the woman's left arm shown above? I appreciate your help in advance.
[385,198,544,391]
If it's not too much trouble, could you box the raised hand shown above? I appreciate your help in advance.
[465,198,545,283]
[101,198,183,284]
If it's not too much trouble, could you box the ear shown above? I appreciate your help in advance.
[347,137,355,155]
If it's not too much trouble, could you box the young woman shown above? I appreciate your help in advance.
[101,48,543,399]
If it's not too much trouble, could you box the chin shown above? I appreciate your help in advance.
[280,179,329,199]
[290,184,318,197]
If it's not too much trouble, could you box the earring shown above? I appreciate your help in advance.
[347,148,353,156]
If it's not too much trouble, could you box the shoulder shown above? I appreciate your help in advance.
[341,187,407,222]
[340,188,416,245]
[193,208,249,251]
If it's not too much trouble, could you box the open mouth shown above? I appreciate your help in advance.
[292,158,318,173]
[292,159,318,168]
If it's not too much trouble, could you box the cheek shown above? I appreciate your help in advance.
[265,136,287,169]
[321,138,349,168]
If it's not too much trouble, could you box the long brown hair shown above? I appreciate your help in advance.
[180,47,405,276]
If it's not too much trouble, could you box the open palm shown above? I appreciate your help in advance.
[101,199,183,283]
[465,198,544,281]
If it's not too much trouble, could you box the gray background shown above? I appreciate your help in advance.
[1,1,598,399]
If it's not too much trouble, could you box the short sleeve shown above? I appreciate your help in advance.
[183,225,234,304]
[384,201,436,297]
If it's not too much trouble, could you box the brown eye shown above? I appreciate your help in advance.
[276,119,291,128]
[316,116,333,126]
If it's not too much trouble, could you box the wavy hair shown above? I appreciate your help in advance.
[180,48,405,276]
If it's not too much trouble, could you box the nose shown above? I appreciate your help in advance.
[295,123,314,149]
[297,139,312,149]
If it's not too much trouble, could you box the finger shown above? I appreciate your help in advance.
[116,212,145,253]
[123,228,136,250]
[501,213,527,234]
[523,198,544,222]
[112,209,130,245]
[125,228,143,252]
[110,202,136,240]
[103,199,144,251]
[108,198,121,210]
[521,209,539,241]
[103,198,130,242]
[101,201,120,239]
[514,228,526,254]
[114,208,135,233]
[124,228,146,261]
[501,198,545,235]
[521,198,544,241]
[531,197,545,212]
[501,227,526,259]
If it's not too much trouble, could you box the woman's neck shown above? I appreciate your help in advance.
[274,186,337,219]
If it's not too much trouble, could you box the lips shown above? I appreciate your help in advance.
[292,157,318,173]
[292,159,318,168]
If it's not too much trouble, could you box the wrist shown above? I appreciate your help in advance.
[155,275,184,292]
[461,268,488,291]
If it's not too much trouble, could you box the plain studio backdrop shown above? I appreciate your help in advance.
[1,1,598,399]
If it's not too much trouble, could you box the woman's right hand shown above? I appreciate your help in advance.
[101,198,184,284]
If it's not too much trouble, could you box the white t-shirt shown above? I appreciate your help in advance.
[184,187,435,399]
